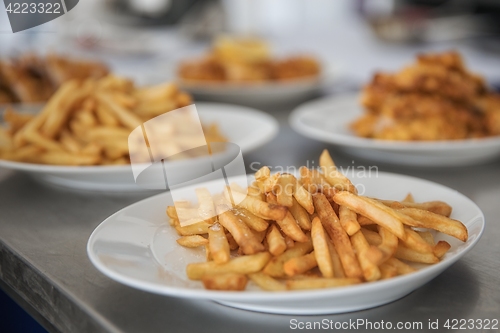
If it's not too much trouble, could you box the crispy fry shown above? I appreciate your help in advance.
[248,273,286,291]
[358,215,376,226]
[266,193,309,242]
[293,179,314,214]
[433,240,451,258]
[234,207,269,232]
[417,231,435,246]
[313,193,363,279]
[59,130,82,153]
[176,235,208,248]
[216,203,264,255]
[187,252,271,280]
[289,197,312,230]
[95,92,142,129]
[397,208,468,242]
[225,232,239,250]
[247,184,265,201]
[40,80,86,138]
[263,240,313,278]
[360,228,382,246]
[266,224,287,256]
[339,205,361,236]
[174,221,211,236]
[208,223,230,264]
[257,173,280,193]
[319,149,357,193]
[378,226,399,262]
[226,187,287,221]
[350,230,382,281]
[326,239,345,278]
[384,257,417,275]
[284,252,318,277]
[300,167,337,199]
[402,193,415,203]
[395,244,439,264]
[333,192,406,239]
[379,262,398,279]
[284,235,295,249]
[255,166,271,180]
[276,173,294,207]
[311,217,335,278]
[202,273,248,291]
[379,200,452,217]
[196,188,216,223]
[402,227,434,254]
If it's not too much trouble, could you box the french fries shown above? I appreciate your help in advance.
[0,75,226,165]
[167,150,468,291]
[202,273,248,291]
[313,193,363,279]
[208,223,230,264]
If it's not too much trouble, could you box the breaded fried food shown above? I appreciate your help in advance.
[352,51,500,141]
[394,51,486,102]
[0,53,108,104]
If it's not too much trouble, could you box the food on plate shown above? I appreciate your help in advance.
[167,150,468,291]
[0,75,226,165]
[0,53,108,103]
[178,36,320,84]
[351,51,500,140]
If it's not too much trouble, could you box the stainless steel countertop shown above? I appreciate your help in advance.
[0,109,499,333]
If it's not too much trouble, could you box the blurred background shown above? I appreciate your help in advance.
[2,0,500,88]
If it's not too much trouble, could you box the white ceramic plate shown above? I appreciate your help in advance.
[177,64,341,107]
[0,103,278,192]
[87,172,484,314]
[290,94,500,166]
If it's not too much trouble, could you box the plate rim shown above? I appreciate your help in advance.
[289,94,500,151]
[87,171,485,302]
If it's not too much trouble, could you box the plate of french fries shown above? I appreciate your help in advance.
[0,76,278,191]
[169,36,340,106]
[87,150,484,314]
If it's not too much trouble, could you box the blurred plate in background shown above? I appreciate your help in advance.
[290,94,500,166]
[0,103,278,192]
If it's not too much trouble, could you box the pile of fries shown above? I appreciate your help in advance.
[178,36,320,83]
[0,75,226,165]
[167,150,468,291]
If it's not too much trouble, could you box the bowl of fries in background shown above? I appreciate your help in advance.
[174,36,337,107]
[87,150,484,314]
[0,75,279,191]
[290,51,500,166]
